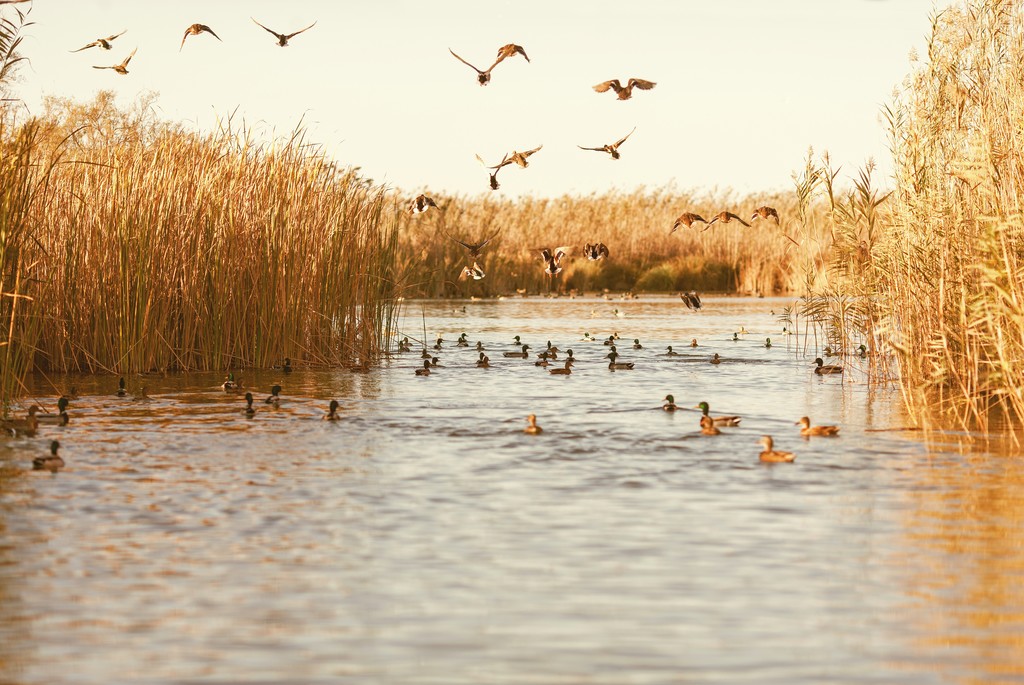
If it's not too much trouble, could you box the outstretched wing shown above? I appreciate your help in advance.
[285,21,317,40]
[593,79,621,93]
[521,144,543,158]
[628,78,656,90]
[122,47,137,67]
[72,41,100,52]
[251,18,284,40]
[104,30,127,42]
[449,48,483,74]
[578,145,606,153]
[613,126,637,148]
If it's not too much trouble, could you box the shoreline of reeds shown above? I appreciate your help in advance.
[1,92,401,411]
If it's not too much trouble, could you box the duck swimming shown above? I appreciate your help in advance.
[765,338,772,348]
[795,416,840,436]
[665,346,680,356]
[222,373,240,392]
[690,338,699,348]
[476,353,491,368]
[503,344,530,358]
[695,401,740,427]
[3,405,39,437]
[662,394,678,412]
[243,392,257,417]
[415,360,432,376]
[700,415,721,435]
[324,400,341,421]
[265,384,282,405]
[632,338,643,350]
[116,376,128,397]
[710,353,721,365]
[549,359,573,375]
[758,436,796,463]
[524,414,543,434]
[606,351,635,370]
[36,398,70,427]
[813,358,844,375]
[33,441,64,472]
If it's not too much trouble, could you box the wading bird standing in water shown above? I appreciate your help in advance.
[251,18,317,46]
[670,212,711,233]
[93,48,136,75]
[592,78,656,100]
[578,127,636,160]
[180,23,221,51]
[71,30,126,52]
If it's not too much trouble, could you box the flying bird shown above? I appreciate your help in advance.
[584,242,610,260]
[488,145,543,169]
[71,30,126,52]
[180,23,222,51]
[475,153,509,190]
[680,291,702,310]
[251,18,317,46]
[409,194,438,215]
[449,229,500,259]
[670,212,711,233]
[494,43,530,64]
[539,246,571,276]
[592,78,656,100]
[459,262,486,281]
[751,205,781,224]
[706,211,751,228]
[578,127,636,160]
[93,48,136,75]
[449,48,499,85]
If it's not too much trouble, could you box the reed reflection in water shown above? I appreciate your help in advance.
[0,297,1019,684]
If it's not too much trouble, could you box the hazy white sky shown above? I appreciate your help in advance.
[10,0,938,198]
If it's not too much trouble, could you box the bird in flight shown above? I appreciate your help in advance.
[475,153,509,190]
[706,211,751,228]
[449,229,501,259]
[93,48,136,75]
[251,18,317,46]
[180,24,222,51]
[593,78,656,100]
[540,247,571,276]
[459,262,486,281]
[449,48,499,86]
[409,194,438,215]
[680,291,703,310]
[71,30,126,52]
[751,205,780,224]
[584,242,610,260]
[578,127,636,160]
[487,145,543,169]
[670,212,711,233]
[494,43,530,65]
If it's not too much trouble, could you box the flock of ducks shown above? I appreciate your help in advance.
[69,18,318,75]
[394,325,848,464]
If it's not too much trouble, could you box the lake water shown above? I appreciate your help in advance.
[1,296,1022,684]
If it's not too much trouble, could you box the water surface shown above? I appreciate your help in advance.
[1,296,1022,684]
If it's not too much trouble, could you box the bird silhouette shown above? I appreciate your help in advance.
[71,30,126,52]
[449,229,500,259]
[251,18,317,46]
[578,127,636,160]
[449,48,499,85]
[180,23,221,51]
[475,153,509,190]
[593,78,656,100]
[93,47,136,75]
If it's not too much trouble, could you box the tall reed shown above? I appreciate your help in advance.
[4,92,400,392]
[869,1,1024,426]
[397,186,829,298]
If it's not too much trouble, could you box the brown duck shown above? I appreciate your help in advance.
[72,30,126,52]
[578,127,636,160]
[706,211,751,228]
[475,153,509,190]
[449,48,499,85]
[584,242,610,260]
[409,193,438,215]
[180,23,222,51]
[93,48,136,75]
[670,212,710,233]
[494,43,530,64]
[450,228,500,259]
[251,18,317,46]
[593,78,656,100]
[489,145,543,169]
[751,205,780,224]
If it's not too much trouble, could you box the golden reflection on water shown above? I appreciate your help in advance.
[899,433,1024,683]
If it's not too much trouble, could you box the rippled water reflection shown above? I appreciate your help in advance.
[1,296,1021,684]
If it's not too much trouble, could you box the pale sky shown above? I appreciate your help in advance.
[10,0,938,198]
